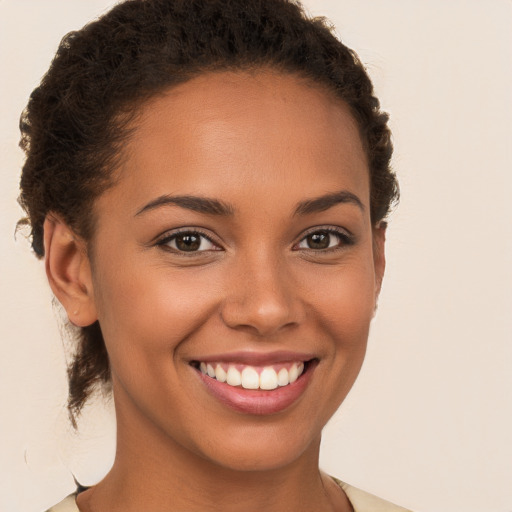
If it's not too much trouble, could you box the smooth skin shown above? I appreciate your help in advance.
[44,70,385,512]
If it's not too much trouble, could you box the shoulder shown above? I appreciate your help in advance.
[333,478,414,512]
[44,494,79,512]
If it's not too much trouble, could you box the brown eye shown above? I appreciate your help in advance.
[296,229,351,251]
[163,232,217,252]
[175,233,201,251]
[305,231,330,249]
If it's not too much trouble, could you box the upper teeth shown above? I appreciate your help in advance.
[199,362,305,390]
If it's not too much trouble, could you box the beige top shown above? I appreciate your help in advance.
[45,479,413,512]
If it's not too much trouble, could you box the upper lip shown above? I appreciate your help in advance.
[189,350,317,366]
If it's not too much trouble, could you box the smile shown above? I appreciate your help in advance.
[198,361,305,390]
[191,356,317,415]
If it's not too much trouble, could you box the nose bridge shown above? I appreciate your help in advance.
[220,246,301,336]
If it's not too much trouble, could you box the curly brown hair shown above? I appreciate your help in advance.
[18,0,398,422]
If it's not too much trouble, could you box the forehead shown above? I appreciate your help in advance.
[106,70,369,215]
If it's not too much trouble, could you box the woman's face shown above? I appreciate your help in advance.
[85,70,384,471]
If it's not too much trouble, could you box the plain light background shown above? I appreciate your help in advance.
[1,1,511,511]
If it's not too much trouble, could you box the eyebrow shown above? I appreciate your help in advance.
[135,190,364,217]
[135,194,234,217]
[294,190,365,216]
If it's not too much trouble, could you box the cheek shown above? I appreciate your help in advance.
[302,257,376,347]
[90,255,221,368]
[286,256,376,428]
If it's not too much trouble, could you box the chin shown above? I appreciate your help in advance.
[183,417,324,474]
[205,437,319,473]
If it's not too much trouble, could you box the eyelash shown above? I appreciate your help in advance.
[155,226,354,255]
[294,226,354,253]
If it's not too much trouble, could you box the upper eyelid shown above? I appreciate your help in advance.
[297,225,353,240]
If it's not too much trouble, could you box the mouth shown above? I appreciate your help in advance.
[190,355,318,415]
[191,360,309,390]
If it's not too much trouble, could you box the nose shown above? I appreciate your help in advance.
[220,253,303,337]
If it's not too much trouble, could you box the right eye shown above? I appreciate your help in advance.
[159,231,220,253]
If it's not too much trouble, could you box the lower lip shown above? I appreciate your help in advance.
[195,361,317,415]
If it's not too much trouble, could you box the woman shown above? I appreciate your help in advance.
[18,0,408,510]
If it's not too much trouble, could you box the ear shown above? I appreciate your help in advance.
[43,214,98,327]
[372,221,387,300]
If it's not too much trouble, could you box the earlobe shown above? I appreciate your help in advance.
[43,214,98,327]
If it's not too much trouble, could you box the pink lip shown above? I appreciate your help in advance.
[194,358,318,415]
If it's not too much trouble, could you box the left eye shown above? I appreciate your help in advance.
[162,232,218,252]
[296,230,346,250]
